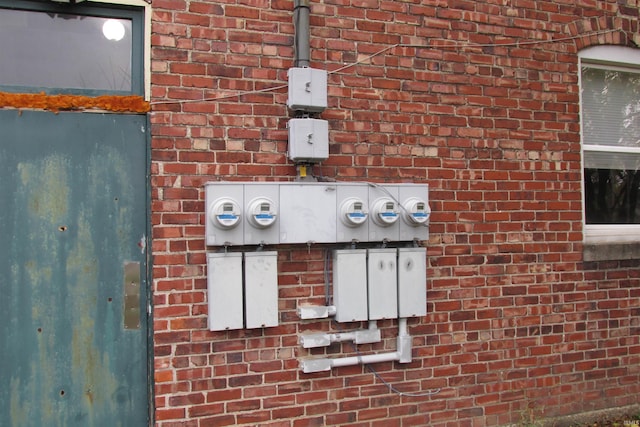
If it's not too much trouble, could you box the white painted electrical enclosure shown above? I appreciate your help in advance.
[367,249,398,320]
[207,252,244,331]
[333,250,368,322]
[244,251,279,329]
[287,118,329,163]
[279,183,336,243]
[287,67,328,112]
[204,182,430,246]
[397,247,427,318]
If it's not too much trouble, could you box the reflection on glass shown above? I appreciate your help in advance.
[584,168,640,224]
[0,9,132,92]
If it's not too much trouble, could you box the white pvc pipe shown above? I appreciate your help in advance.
[329,351,400,368]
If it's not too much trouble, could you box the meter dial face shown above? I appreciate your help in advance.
[371,197,399,226]
[402,197,430,226]
[340,197,368,227]
[210,198,241,229]
[247,197,277,228]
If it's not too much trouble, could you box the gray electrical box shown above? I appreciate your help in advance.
[334,250,368,322]
[287,67,328,112]
[367,248,398,320]
[287,118,329,163]
[398,247,427,318]
[207,252,244,331]
[244,251,279,329]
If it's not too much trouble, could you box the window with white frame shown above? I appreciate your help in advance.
[580,46,640,243]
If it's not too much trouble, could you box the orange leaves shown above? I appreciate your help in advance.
[0,92,150,113]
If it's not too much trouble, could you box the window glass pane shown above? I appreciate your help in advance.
[0,8,132,92]
[584,168,640,224]
[584,150,640,170]
[581,67,640,148]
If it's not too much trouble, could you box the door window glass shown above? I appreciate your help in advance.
[0,7,133,93]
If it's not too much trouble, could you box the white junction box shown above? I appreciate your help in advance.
[397,247,427,318]
[367,248,398,320]
[244,251,279,329]
[287,67,328,112]
[287,118,329,163]
[333,249,368,322]
[207,252,244,331]
[279,183,336,243]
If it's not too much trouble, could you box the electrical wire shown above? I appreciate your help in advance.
[150,28,619,107]
[332,319,441,398]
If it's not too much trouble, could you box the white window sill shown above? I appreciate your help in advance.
[584,225,640,261]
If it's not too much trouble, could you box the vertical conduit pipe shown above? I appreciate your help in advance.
[293,0,311,68]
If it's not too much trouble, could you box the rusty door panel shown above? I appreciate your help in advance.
[0,110,149,427]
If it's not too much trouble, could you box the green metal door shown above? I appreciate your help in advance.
[0,110,149,427]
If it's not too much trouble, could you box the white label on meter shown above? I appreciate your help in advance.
[210,198,241,229]
[371,197,399,226]
[402,197,430,226]
[339,197,368,227]
[247,197,277,228]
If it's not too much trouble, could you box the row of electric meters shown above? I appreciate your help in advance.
[206,247,427,331]
[205,182,430,246]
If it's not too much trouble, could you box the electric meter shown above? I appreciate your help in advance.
[210,198,241,229]
[339,197,368,227]
[371,197,399,226]
[247,197,277,228]
[402,197,430,226]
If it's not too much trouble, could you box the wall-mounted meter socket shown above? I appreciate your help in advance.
[210,198,241,229]
[339,197,368,227]
[247,197,278,229]
[371,198,399,227]
[402,197,430,226]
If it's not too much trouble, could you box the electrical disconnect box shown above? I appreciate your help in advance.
[207,251,279,331]
[333,250,368,322]
[397,247,427,318]
[287,67,328,112]
[367,248,398,320]
[287,118,329,163]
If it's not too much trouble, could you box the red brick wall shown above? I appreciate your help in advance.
[150,0,640,425]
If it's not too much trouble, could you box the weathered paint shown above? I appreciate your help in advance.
[0,110,149,427]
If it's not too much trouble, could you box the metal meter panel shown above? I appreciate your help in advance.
[398,247,427,318]
[287,67,328,112]
[244,184,279,245]
[368,185,400,242]
[333,249,368,322]
[207,252,244,331]
[336,184,369,243]
[399,184,430,242]
[367,248,398,320]
[244,251,279,329]
[287,118,329,163]
[279,183,337,244]
[205,183,244,246]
